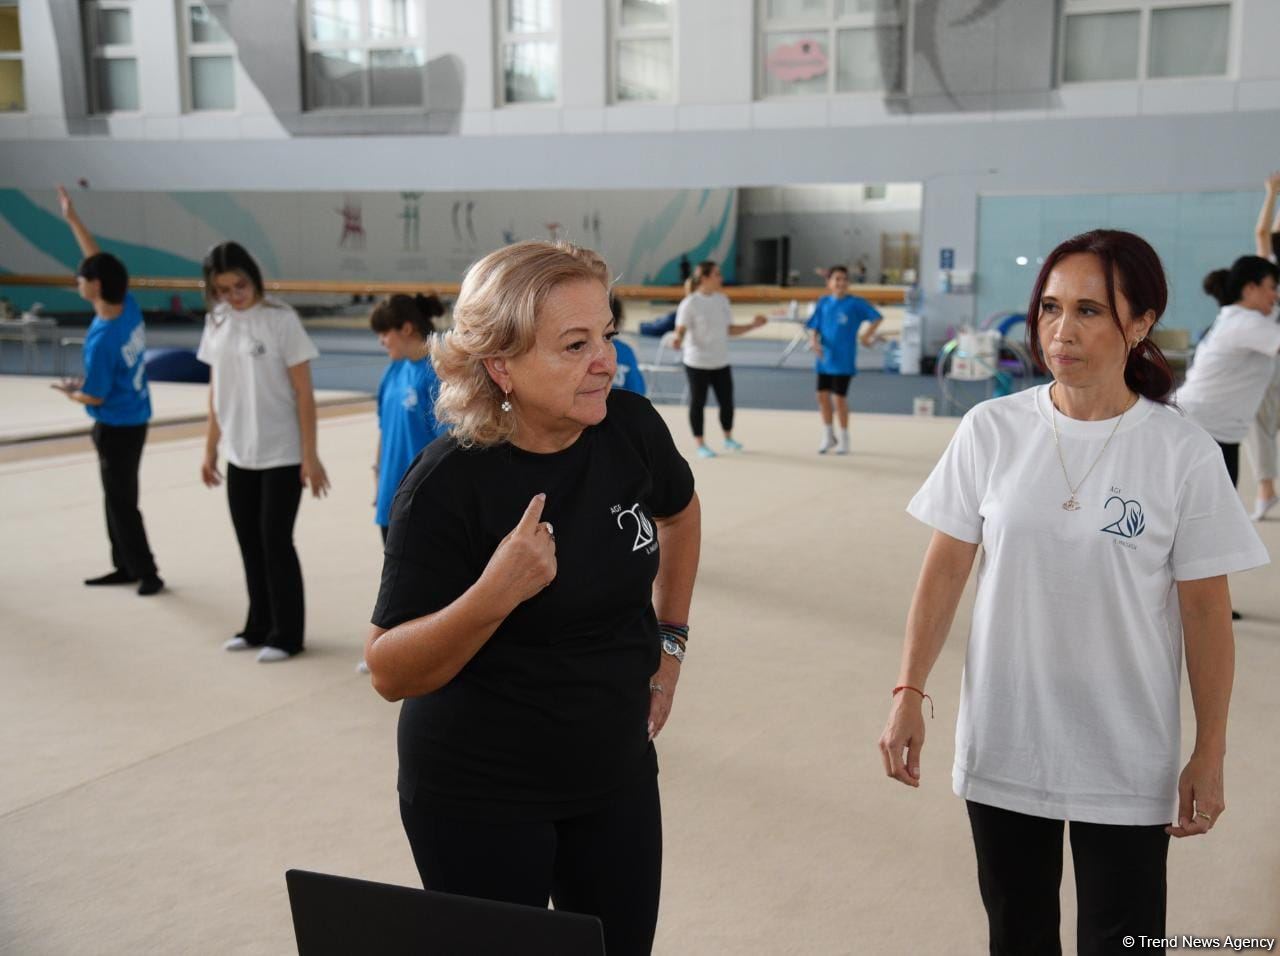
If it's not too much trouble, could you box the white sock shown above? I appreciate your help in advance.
[819,425,836,452]
[836,429,850,453]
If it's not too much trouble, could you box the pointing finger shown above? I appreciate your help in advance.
[515,493,546,534]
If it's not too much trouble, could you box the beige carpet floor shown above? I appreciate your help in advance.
[2,402,1277,955]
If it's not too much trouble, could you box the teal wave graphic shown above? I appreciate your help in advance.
[644,191,737,285]
[171,192,281,275]
[0,190,205,312]
[621,192,689,285]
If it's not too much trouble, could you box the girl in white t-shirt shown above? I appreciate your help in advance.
[879,230,1266,953]
[671,261,766,458]
[196,242,330,664]
[1176,254,1280,488]
[1242,171,1280,519]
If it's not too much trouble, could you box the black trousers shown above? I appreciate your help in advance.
[1217,441,1239,487]
[399,774,663,956]
[684,365,734,438]
[966,801,1170,956]
[90,422,157,578]
[226,463,304,653]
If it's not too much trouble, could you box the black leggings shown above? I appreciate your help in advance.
[399,775,662,956]
[967,801,1169,956]
[91,422,157,578]
[226,463,304,653]
[684,365,734,438]
[1217,441,1239,487]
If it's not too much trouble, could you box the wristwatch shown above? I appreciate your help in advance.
[661,636,685,663]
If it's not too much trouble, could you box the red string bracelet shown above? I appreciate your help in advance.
[893,685,934,719]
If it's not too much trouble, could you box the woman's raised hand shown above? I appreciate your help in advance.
[483,493,558,607]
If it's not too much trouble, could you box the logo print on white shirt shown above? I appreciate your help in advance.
[617,503,655,552]
[1100,496,1145,539]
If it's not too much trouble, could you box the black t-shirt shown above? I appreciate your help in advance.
[372,389,695,821]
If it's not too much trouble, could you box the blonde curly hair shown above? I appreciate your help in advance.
[433,240,611,447]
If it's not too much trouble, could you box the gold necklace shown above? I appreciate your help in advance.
[1047,384,1129,512]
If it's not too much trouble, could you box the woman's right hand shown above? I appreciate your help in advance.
[879,692,926,788]
[201,455,223,488]
[481,493,557,609]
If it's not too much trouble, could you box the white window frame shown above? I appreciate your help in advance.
[83,0,140,114]
[756,0,909,100]
[0,0,24,113]
[300,0,428,113]
[179,1,237,113]
[496,0,561,107]
[1058,0,1236,85]
[609,0,676,105]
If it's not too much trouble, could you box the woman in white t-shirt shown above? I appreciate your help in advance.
[197,242,330,663]
[878,230,1266,954]
[1176,255,1280,488]
[671,261,766,458]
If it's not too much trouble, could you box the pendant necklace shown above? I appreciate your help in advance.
[1047,384,1128,512]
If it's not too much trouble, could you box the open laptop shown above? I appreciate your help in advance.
[285,869,606,956]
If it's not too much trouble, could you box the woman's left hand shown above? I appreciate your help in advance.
[1165,751,1225,838]
[300,456,331,499]
[647,653,681,741]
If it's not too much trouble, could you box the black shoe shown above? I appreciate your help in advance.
[1231,610,1242,621]
[85,570,138,586]
[137,575,165,596]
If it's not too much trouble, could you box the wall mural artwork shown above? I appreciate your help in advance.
[900,0,1049,114]
[0,187,738,310]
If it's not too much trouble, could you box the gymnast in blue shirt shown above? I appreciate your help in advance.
[609,294,647,396]
[372,294,449,540]
[806,265,882,454]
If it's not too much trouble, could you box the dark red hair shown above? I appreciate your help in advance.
[1025,229,1174,404]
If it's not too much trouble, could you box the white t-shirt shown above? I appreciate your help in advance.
[675,292,732,370]
[1176,304,1280,442]
[908,386,1267,825]
[196,297,320,469]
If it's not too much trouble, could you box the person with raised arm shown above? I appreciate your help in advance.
[54,184,163,596]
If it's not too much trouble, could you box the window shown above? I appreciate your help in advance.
[1060,1,1231,83]
[303,0,425,110]
[83,1,139,113]
[0,1,22,112]
[863,184,887,201]
[758,0,905,98]
[181,2,235,111]
[498,0,558,105]
[611,0,673,103]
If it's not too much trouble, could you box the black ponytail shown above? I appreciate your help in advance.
[370,293,444,336]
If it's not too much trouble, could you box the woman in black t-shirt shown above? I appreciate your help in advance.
[365,241,701,956]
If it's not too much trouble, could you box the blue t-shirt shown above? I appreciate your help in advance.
[612,339,647,395]
[805,294,882,376]
[81,293,152,426]
[376,356,447,527]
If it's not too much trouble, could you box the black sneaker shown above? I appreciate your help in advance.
[137,575,165,596]
[85,570,138,586]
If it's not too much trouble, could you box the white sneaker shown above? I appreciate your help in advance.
[835,431,850,455]
[818,431,836,454]
[1251,495,1279,521]
[256,647,291,663]
[222,636,254,652]
[356,659,370,674]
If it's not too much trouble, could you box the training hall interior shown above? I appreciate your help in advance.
[3,1,1280,953]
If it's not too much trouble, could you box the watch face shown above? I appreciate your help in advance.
[661,636,684,660]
